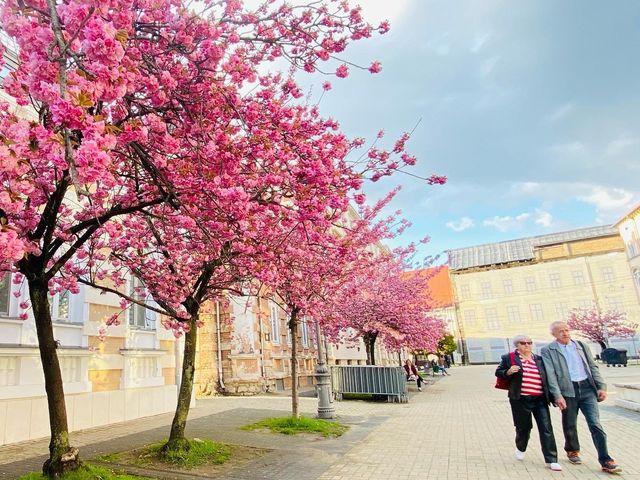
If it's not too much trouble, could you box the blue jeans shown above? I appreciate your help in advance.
[562,380,612,466]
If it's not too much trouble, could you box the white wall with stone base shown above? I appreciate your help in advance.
[0,385,177,446]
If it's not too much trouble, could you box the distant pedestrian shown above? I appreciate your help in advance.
[541,321,621,474]
[404,359,424,391]
[437,357,450,375]
[495,334,561,471]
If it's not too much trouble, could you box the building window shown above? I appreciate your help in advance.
[506,305,520,323]
[463,310,476,327]
[129,277,156,329]
[480,281,493,299]
[286,314,292,345]
[634,269,640,290]
[485,307,499,330]
[555,302,569,320]
[525,276,537,292]
[606,297,623,312]
[529,303,544,322]
[503,279,513,294]
[572,270,585,285]
[459,284,470,300]
[549,273,561,289]
[0,357,19,386]
[602,266,615,283]
[578,299,593,309]
[0,273,10,316]
[49,290,71,321]
[270,302,280,344]
[300,317,309,348]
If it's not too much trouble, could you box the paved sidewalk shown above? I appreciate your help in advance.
[1,365,638,479]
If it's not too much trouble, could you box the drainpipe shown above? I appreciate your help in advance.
[216,300,225,392]
[256,295,267,387]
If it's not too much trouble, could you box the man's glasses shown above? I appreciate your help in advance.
[519,341,533,345]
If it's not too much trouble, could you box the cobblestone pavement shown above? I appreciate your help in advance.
[1,364,638,479]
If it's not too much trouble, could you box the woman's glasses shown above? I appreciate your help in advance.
[519,341,533,345]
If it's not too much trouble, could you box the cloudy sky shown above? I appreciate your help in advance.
[293,0,640,260]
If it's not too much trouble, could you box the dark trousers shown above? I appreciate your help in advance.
[562,380,611,466]
[510,395,558,463]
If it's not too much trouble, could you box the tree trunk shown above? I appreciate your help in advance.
[29,277,80,477]
[162,313,198,453]
[363,331,377,365]
[289,307,300,418]
[598,340,608,351]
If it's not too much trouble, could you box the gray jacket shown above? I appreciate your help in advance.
[540,340,606,400]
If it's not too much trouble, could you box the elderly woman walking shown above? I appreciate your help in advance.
[495,335,561,471]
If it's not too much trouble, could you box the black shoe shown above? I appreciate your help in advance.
[601,460,622,474]
[567,451,582,464]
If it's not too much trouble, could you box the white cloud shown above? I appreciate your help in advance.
[479,56,499,79]
[511,181,640,224]
[547,103,574,123]
[578,186,637,220]
[534,209,553,227]
[357,0,413,25]
[470,32,492,53]
[483,213,530,232]
[446,217,475,232]
[604,134,639,157]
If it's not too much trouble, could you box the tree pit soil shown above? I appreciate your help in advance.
[96,443,269,478]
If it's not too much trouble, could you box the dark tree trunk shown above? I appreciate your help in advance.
[162,313,198,453]
[363,331,378,366]
[29,277,80,477]
[598,340,608,351]
[289,307,300,418]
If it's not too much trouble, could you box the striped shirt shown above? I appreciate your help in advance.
[518,354,544,396]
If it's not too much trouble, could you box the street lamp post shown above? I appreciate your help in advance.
[314,319,335,419]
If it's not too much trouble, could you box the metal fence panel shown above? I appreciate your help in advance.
[331,365,408,403]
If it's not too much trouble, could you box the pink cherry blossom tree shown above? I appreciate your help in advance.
[0,0,402,474]
[321,252,446,366]
[258,195,402,416]
[567,308,638,350]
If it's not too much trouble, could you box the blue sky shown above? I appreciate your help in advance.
[294,0,640,261]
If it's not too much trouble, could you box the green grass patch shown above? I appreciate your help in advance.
[242,416,348,437]
[138,438,231,469]
[18,463,148,480]
[95,452,121,463]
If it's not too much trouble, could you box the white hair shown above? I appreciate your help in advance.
[549,321,567,334]
[512,334,531,347]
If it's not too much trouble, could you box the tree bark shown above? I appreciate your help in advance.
[29,277,80,477]
[598,340,608,351]
[363,331,377,366]
[289,307,300,419]
[162,313,198,453]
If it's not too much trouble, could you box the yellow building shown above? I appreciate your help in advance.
[615,204,640,302]
[447,226,640,364]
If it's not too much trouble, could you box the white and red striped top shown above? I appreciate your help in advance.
[519,355,544,396]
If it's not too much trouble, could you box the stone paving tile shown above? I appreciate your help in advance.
[317,364,640,480]
[1,365,638,479]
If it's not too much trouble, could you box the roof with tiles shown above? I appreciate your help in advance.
[447,225,618,271]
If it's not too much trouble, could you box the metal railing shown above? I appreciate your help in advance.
[331,365,408,403]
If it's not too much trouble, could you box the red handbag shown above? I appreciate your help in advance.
[495,351,517,390]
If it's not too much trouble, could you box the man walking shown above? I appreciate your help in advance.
[541,321,621,474]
